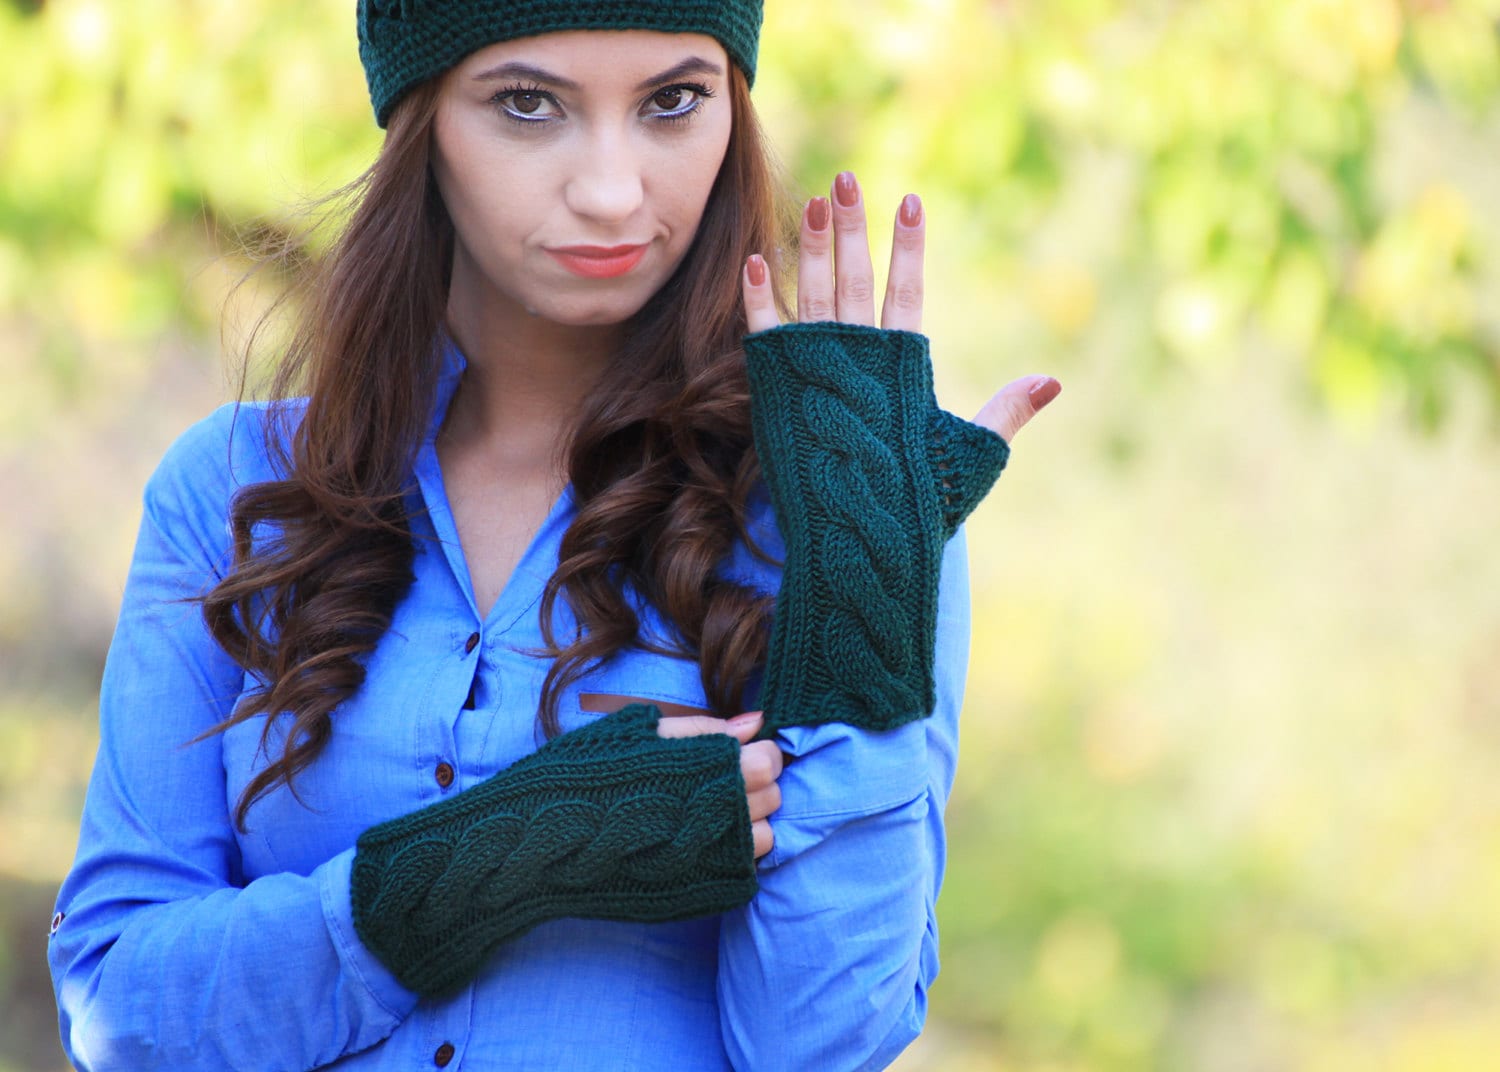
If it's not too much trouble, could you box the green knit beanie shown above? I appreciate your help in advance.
[357,0,765,128]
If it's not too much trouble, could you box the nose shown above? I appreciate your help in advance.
[564,130,645,225]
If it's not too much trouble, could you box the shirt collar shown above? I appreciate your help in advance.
[425,332,468,444]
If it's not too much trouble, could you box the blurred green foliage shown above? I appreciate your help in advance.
[2,1,1499,1070]
[3,0,1498,431]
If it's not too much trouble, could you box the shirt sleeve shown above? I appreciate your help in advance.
[716,527,972,1071]
[47,407,419,1072]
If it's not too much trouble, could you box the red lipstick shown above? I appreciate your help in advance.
[546,244,648,279]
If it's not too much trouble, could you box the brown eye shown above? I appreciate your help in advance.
[652,87,685,111]
[494,88,558,124]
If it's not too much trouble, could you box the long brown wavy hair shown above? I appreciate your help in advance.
[202,66,797,830]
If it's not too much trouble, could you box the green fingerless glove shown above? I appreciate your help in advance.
[744,322,1010,734]
[350,704,756,997]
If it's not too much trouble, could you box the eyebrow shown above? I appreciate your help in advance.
[471,56,726,93]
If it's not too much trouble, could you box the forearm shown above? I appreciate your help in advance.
[52,848,413,1072]
[744,321,1006,734]
[350,704,757,998]
[49,409,415,1071]
[718,747,937,1071]
[715,533,972,1070]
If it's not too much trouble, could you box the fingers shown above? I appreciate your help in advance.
[880,193,925,333]
[745,783,781,823]
[972,375,1063,442]
[740,738,783,860]
[653,712,786,798]
[743,175,925,335]
[752,819,774,859]
[742,254,779,334]
[738,739,784,792]
[798,196,836,322]
[652,713,786,798]
[656,710,763,742]
[831,171,876,325]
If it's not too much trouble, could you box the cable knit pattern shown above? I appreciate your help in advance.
[357,0,765,127]
[744,322,1010,733]
[350,704,755,997]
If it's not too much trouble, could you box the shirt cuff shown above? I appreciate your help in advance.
[762,720,929,870]
[318,848,422,1021]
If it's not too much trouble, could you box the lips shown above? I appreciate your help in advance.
[546,244,649,279]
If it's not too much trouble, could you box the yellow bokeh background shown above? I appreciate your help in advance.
[2,1,1498,1069]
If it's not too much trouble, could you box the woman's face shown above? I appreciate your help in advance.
[432,31,734,330]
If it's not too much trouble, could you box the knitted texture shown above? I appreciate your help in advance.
[744,322,1011,734]
[357,0,765,127]
[350,704,756,997]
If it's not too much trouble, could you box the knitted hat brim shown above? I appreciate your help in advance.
[358,1,764,128]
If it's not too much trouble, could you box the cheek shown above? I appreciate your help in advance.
[443,159,522,240]
[660,125,732,230]
[434,121,542,252]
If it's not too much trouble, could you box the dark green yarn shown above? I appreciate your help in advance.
[350,704,756,997]
[744,322,1010,734]
[348,324,1008,992]
[357,0,765,127]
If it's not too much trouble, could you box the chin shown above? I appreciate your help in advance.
[528,293,653,328]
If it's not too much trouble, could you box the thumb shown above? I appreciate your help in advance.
[656,711,764,742]
[972,376,1060,443]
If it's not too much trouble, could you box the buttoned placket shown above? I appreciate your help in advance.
[400,357,582,1062]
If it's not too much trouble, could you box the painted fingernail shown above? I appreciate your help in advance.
[899,193,923,228]
[834,171,859,207]
[729,711,763,726]
[746,254,767,287]
[1028,377,1061,410]
[807,197,831,231]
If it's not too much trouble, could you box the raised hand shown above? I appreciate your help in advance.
[741,171,1061,441]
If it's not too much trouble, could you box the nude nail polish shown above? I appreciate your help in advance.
[807,197,831,231]
[1028,377,1061,409]
[834,171,859,207]
[746,254,767,287]
[899,194,922,228]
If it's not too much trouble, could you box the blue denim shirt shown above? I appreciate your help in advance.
[48,341,972,1071]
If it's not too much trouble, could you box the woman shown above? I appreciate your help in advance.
[48,3,1059,1070]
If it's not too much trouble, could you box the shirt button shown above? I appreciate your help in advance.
[434,762,455,789]
[49,911,65,936]
[434,1042,456,1067]
[463,632,480,654]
